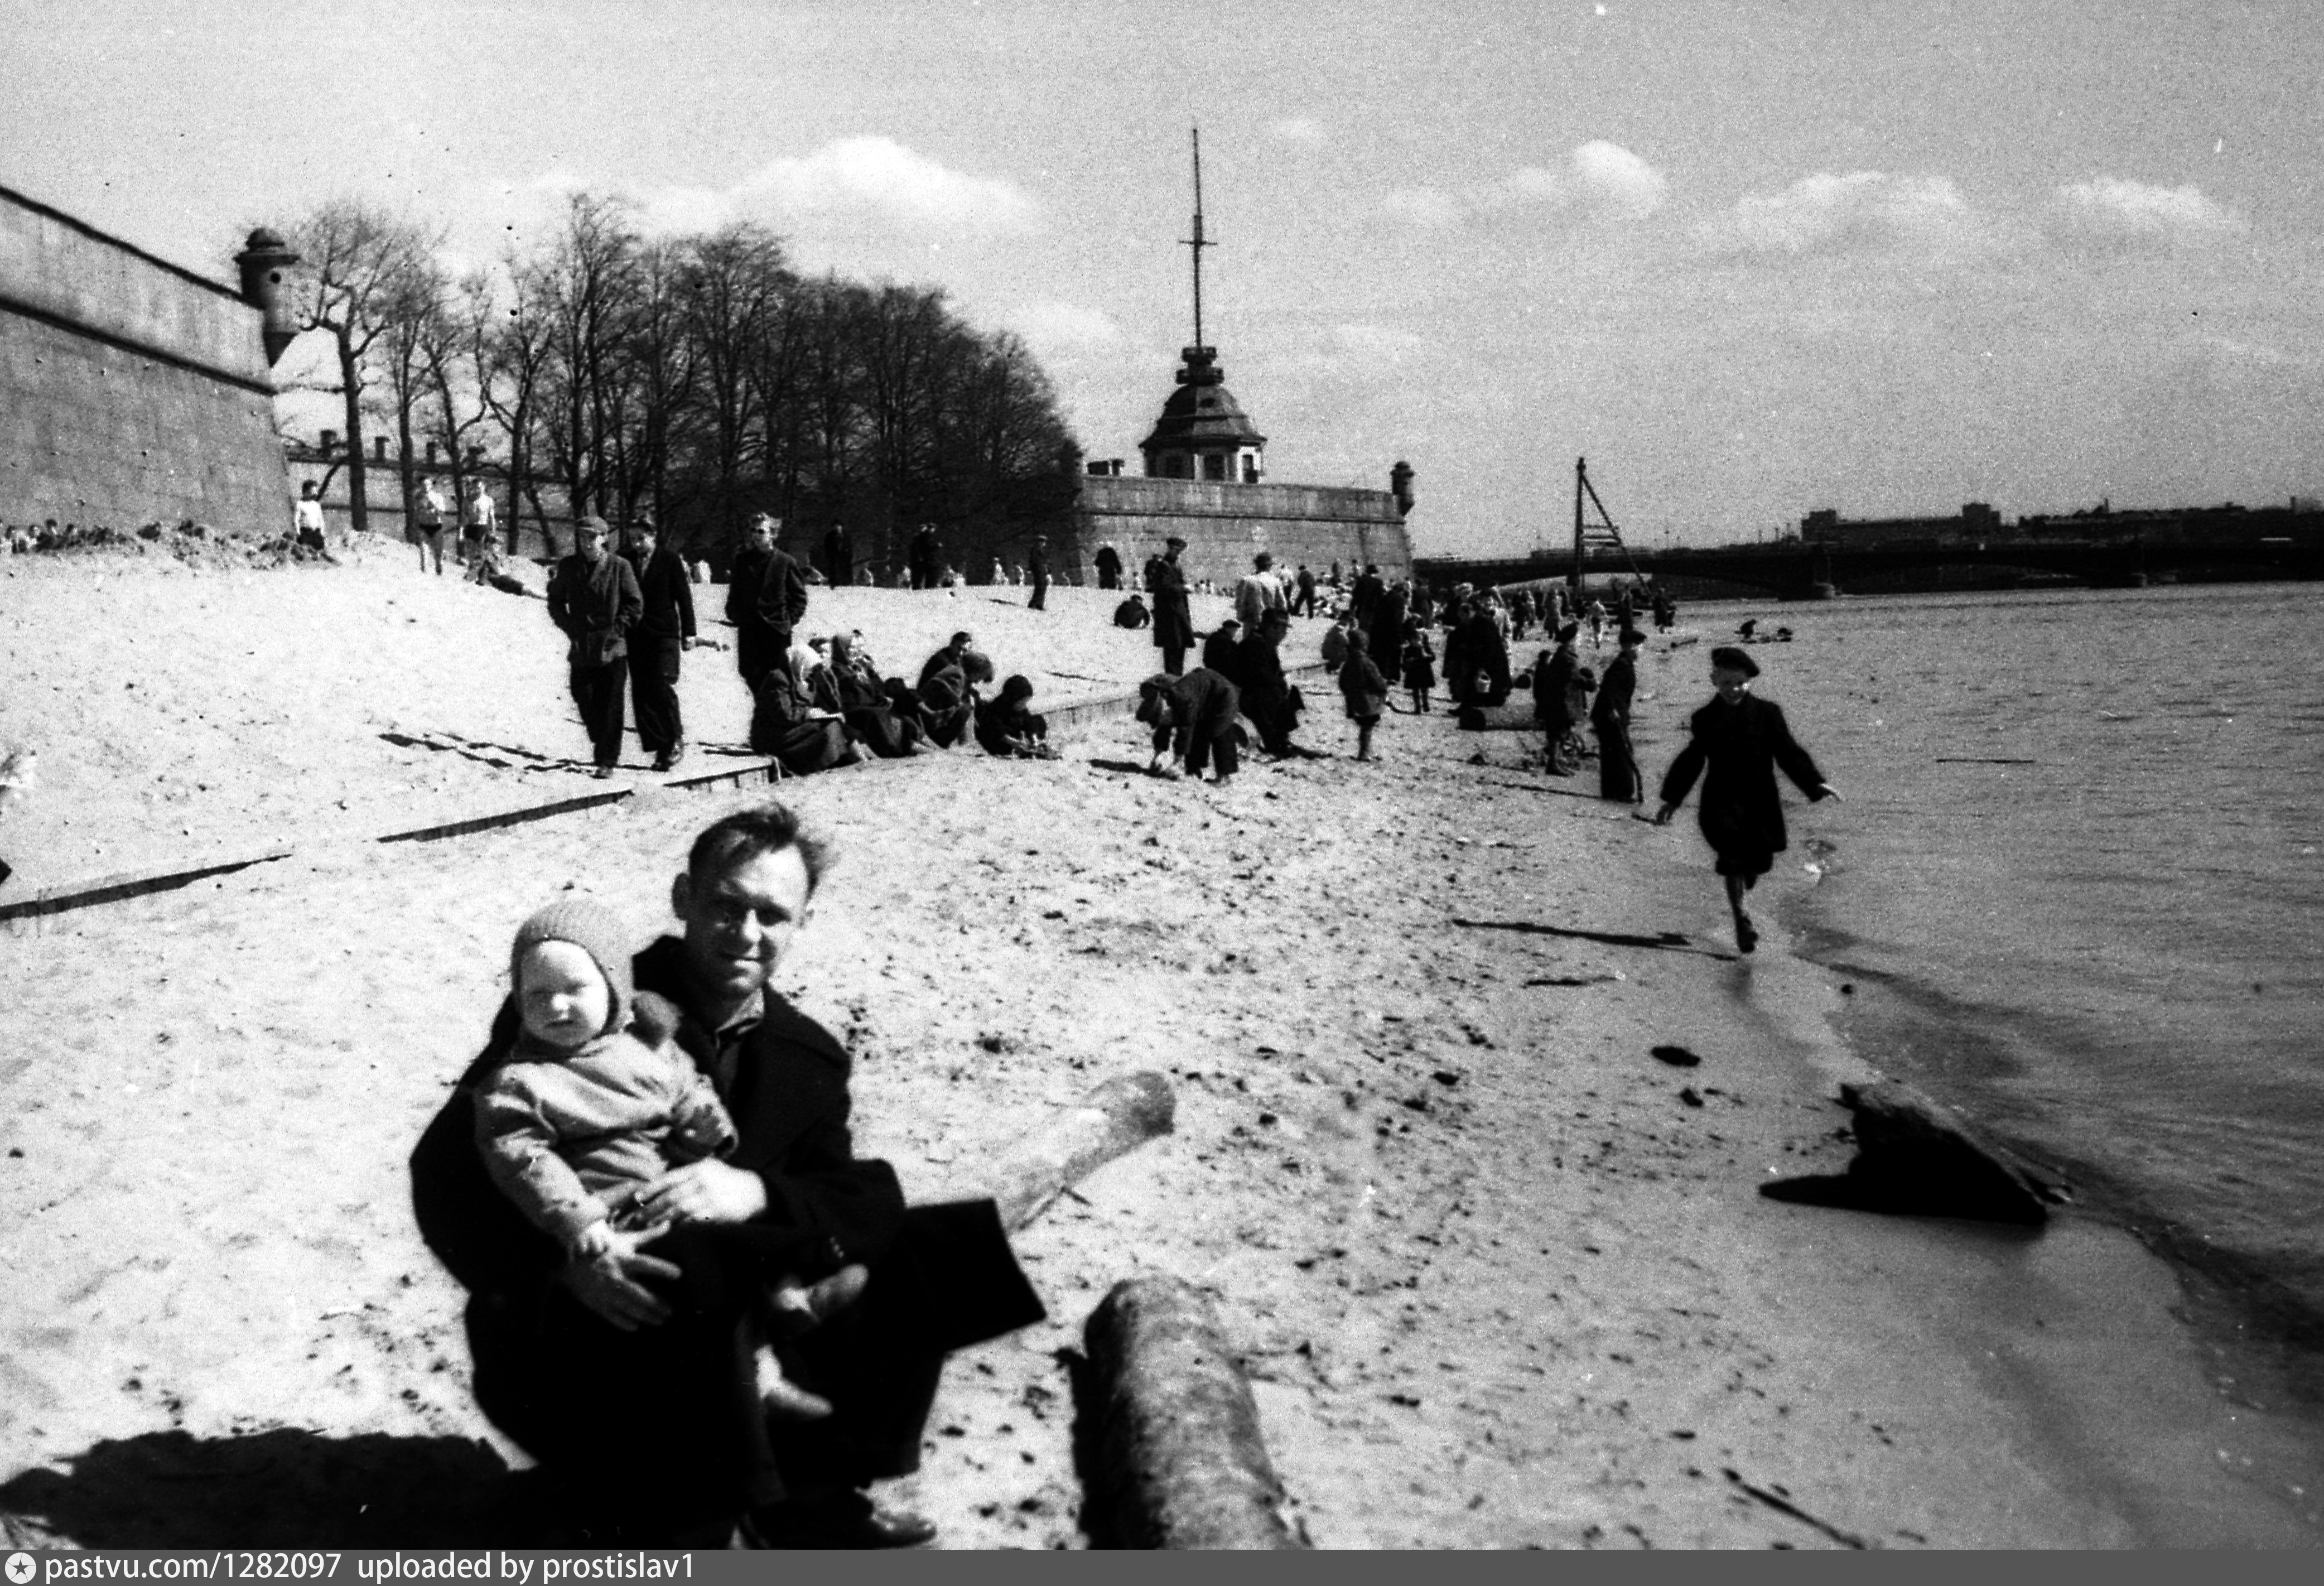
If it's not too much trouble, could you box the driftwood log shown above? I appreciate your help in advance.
[940,1071,1176,1233]
[1081,1277,1305,1549]
[1764,1078,2067,1225]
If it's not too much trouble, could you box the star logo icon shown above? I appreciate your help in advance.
[6,1552,37,1585]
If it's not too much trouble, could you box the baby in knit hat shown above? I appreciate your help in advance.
[475,896,848,1420]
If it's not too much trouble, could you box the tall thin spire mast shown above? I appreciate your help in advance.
[1180,126,1213,350]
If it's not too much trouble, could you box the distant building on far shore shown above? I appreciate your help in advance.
[1802,498,2323,552]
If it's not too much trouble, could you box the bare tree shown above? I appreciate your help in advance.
[280,200,440,537]
[536,192,643,521]
[471,258,558,553]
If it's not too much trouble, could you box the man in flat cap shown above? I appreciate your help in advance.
[548,515,643,778]
[1149,535,1193,674]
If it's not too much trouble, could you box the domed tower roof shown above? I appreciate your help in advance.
[1139,345,1266,453]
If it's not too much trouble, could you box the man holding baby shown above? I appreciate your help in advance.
[411,802,1044,1548]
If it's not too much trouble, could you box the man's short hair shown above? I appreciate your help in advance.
[950,631,972,648]
[687,802,833,896]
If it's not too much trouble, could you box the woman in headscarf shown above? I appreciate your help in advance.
[1533,623,1582,773]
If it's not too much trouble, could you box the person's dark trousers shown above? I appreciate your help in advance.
[1596,723,1640,802]
[1296,591,1314,618]
[1098,571,1118,590]
[736,624,774,694]
[1161,645,1187,674]
[773,1201,1043,1490]
[1029,576,1048,611]
[474,1201,1042,1536]
[1247,702,1294,757]
[570,659,630,768]
[1187,726,1238,779]
[631,637,684,755]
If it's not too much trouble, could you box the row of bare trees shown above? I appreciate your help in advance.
[269,192,1081,573]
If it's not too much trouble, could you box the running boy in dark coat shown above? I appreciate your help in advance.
[1654,647,1840,954]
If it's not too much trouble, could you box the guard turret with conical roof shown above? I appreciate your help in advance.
[1139,129,1267,484]
[1140,345,1266,483]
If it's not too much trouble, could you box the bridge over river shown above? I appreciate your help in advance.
[1417,531,2324,600]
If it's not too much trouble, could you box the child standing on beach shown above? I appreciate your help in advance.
[475,898,860,1420]
[1339,631,1390,761]
[1400,618,1436,714]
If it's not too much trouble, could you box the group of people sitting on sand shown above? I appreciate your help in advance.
[545,511,1062,780]
[745,625,1059,775]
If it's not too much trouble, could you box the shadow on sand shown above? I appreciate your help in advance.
[0,1428,557,1549]
[1450,917,1738,962]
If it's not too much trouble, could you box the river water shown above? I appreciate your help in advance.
[1642,584,2324,1345]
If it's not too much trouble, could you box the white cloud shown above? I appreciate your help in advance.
[1005,302,1140,358]
[1696,171,1980,258]
[1269,116,1327,146]
[1383,187,1467,229]
[740,137,1039,239]
[594,137,1038,247]
[2050,178,2243,248]
[1397,142,1666,227]
[1569,139,1667,218]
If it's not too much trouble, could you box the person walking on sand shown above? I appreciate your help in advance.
[1653,646,1839,955]
[294,481,327,552]
[1535,623,1582,774]
[1149,535,1193,674]
[548,515,643,779]
[1339,631,1389,762]
[415,477,449,575]
[623,518,696,773]
[754,517,811,687]
[1592,626,1645,803]
[1026,536,1050,611]
[1236,551,1287,632]
[726,514,780,693]
[1400,616,1437,714]
[460,478,498,581]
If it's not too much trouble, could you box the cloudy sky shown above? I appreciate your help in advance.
[7,0,2319,555]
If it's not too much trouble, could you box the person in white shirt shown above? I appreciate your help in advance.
[294,482,327,551]
[1234,550,1288,632]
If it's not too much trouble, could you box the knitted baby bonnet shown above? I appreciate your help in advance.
[510,896,635,1034]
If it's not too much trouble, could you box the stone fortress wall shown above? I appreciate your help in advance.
[1069,475,1413,589]
[0,185,292,535]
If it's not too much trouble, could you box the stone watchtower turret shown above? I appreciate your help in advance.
[233,226,301,366]
[1139,345,1267,484]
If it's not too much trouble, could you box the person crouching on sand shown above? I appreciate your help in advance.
[474,899,865,1427]
[1137,668,1239,784]
[1652,646,1840,955]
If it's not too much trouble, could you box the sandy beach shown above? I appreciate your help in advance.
[2,536,2320,1549]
